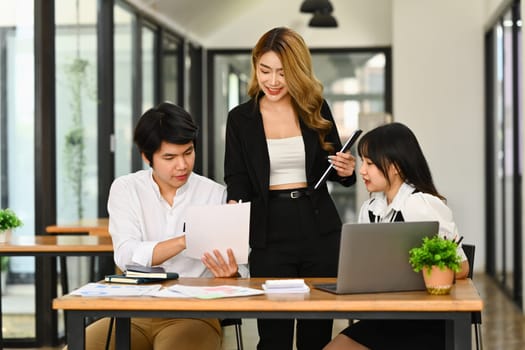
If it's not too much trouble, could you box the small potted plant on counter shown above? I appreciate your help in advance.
[409,235,461,295]
[0,208,23,243]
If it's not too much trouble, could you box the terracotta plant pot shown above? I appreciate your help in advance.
[422,265,454,295]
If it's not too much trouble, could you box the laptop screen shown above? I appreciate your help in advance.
[316,221,438,294]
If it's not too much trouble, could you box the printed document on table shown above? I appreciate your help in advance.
[169,284,264,299]
[70,283,162,297]
[184,202,250,264]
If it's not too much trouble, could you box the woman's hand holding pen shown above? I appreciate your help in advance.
[329,152,356,177]
[202,248,240,277]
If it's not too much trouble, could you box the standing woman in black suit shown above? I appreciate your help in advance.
[224,27,357,350]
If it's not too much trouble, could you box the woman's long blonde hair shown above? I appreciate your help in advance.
[248,27,334,152]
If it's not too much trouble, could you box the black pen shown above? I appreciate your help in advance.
[456,236,464,245]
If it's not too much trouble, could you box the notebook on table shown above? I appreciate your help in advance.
[314,221,439,294]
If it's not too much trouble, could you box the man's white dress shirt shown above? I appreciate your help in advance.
[108,169,249,277]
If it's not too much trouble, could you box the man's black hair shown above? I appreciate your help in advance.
[133,102,199,165]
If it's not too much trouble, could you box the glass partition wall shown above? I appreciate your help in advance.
[114,4,134,178]
[0,0,36,343]
[161,32,181,104]
[54,0,99,340]
[312,50,391,221]
[208,48,391,222]
[56,0,98,226]
[485,0,523,309]
[141,23,156,118]
[0,1,185,346]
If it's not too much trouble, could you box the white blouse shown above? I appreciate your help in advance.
[267,136,307,186]
[358,182,467,261]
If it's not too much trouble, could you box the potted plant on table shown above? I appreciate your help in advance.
[409,235,461,295]
[0,208,21,293]
[0,208,23,243]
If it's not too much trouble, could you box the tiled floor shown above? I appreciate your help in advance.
[475,273,525,350]
[3,273,525,349]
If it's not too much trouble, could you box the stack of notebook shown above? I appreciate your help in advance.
[105,264,179,284]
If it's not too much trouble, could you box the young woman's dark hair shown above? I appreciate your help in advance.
[357,122,445,200]
[133,102,199,165]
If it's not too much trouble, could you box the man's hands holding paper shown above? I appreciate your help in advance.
[184,202,250,264]
[202,248,239,277]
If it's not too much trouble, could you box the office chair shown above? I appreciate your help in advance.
[104,318,244,350]
[461,243,483,350]
[221,318,244,350]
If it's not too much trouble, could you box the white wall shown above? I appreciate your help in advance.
[484,0,513,25]
[392,1,485,270]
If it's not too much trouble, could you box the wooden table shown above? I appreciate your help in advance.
[0,235,113,348]
[0,235,113,254]
[46,218,109,236]
[53,277,483,350]
[46,218,112,292]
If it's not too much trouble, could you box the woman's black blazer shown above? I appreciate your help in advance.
[224,98,356,248]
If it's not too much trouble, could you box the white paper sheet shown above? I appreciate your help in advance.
[184,202,250,264]
[169,284,264,299]
[150,288,191,298]
[70,283,162,297]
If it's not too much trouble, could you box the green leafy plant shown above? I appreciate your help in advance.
[0,208,23,231]
[1,256,8,271]
[61,0,96,220]
[409,235,461,274]
[63,57,89,220]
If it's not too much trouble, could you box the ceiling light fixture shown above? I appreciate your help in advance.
[309,10,338,28]
[300,0,333,13]
[300,0,338,28]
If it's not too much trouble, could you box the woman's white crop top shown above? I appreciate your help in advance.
[267,136,307,186]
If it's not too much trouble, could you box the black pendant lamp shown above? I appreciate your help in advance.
[309,9,338,28]
[300,0,338,28]
[300,0,333,13]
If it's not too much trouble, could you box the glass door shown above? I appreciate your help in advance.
[485,1,522,309]
[0,0,36,342]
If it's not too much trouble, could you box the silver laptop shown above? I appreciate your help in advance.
[315,221,439,294]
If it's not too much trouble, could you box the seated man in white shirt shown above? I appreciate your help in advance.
[83,102,248,350]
